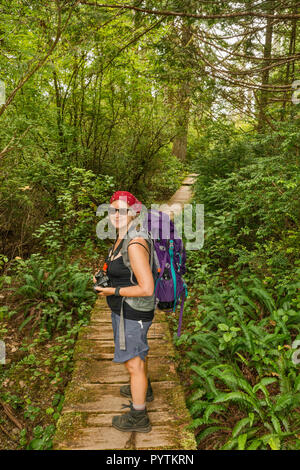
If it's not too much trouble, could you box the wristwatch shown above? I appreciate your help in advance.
[115,286,122,297]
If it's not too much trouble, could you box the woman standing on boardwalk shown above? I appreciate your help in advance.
[93,190,155,433]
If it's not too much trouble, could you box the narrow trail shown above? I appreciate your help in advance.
[53,174,198,450]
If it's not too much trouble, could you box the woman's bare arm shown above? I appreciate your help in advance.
[117,237,154,297]
[128,237,154,295]
[94,238,154,297]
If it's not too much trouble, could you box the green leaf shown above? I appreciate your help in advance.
[248,413,255,427]
[232,417,250,438]
[203,404,225,423]
[214,391,261,415]
[27,438,44,450]
[238,433,247,450]
[247,439,262,450]
[270,415,282,434]
[196,426,223,444]
[218,323,229,331]
[221,438,238,450]
[223,332,232,342]
[18,315,33,331]
[273,394,293,412]
[250,286,275,314]
[268,436,281,450]
[294,375,300,392]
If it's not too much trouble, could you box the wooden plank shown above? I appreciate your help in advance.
[56,425,182,450]
[62,382,179,413]
[71,357,179,385]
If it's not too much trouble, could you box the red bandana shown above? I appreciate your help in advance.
[109,190,142,213]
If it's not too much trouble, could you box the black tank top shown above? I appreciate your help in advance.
[106,240,155,322]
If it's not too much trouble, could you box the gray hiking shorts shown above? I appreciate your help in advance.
[111,311,152,363]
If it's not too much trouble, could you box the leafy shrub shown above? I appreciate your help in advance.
[11,253,95,335]
[175,118,300,449]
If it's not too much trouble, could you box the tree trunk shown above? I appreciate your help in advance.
[171,23,192,161]
[257,2,274,131]
[279,5,297,121]
[53,70,67,157]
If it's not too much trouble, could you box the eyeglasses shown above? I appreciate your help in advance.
[108,207,130,216]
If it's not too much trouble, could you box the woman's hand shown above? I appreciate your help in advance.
[95,286,115,296]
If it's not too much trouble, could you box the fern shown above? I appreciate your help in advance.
[232,416,252,438]
[196,426,224,445]
[203,404,225,423]
[249,284,275,315]
[14,254,94,335]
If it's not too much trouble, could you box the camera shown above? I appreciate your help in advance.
[93,270,112,293]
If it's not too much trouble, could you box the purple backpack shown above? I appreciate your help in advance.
[142,209,188,337]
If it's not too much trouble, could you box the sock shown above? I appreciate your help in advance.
[133,402,146,411]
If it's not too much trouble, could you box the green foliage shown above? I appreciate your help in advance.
[182,256,300,449]
[145,150,187,203]
[0,8,176,263]
[188,119,255,181]
[11,253,95,335]
[26,424,56,450]
[0,254,12,289]
[187,353,300,449]
[176,118,300,450]
[55,167,115,248]
[0,160,114,258]
[191,120,300,276]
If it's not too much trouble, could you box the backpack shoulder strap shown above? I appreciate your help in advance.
[121,228,153,285]
[128,241,150,257]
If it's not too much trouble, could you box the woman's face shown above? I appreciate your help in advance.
[109,199,134,232]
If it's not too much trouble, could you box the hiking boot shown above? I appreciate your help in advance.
[120,378,154,402]
[112,401,152,433]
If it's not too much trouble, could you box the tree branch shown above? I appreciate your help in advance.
[79,1,300,20]
[0,0,81,118]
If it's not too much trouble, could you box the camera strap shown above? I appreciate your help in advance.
[106,238,124,267]
[107,224,131,264]
[105,225,134,351]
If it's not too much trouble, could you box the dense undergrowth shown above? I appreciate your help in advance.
[0,249,100,449]
[170,119,300,450]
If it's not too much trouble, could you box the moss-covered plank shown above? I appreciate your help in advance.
[71,357,179,385]
[61,382,179,413]
[54,425,190,450]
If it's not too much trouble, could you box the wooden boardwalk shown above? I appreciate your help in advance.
[53,174,198,450]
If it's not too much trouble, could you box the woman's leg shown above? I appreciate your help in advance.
[112,355,151,432]
[145,356,148,378]
[125,356,147,406]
